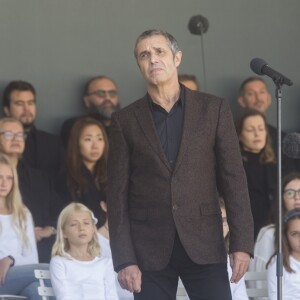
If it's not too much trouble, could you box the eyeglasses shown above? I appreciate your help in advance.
[283,189,300,199]
[87,90,118,98]
[0,131,27,141]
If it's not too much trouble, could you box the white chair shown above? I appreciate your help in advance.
[0,296,27,300]
[244,271,268,299]
[34,269,55,300]
[176,279,189,300]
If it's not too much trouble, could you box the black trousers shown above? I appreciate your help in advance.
[134,233,232,300]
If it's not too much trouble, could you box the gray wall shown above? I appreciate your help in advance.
[0,0,299,134]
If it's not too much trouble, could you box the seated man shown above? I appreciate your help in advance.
[0,117,63,262]
[60,75,120,147]
[178,74,199,91]
[2,80,64,178]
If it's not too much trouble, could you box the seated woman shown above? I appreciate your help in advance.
[236,110,277,239]
[0,153,48,299]
[0,118,61,263]
[55,117,108,227]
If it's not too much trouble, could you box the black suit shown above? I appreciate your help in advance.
[23,126,64,178]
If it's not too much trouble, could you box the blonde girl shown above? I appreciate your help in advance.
[0,153,48,299]
[50,202,117,300]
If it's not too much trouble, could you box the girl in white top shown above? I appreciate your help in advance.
[0,153,48,299]
[98,200,134,300]
[250,172,300,274]
[267,209,300,300]
[50,202,118,300]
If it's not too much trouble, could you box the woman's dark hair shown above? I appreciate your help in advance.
[236,109,276,164]
[66,117,108,196]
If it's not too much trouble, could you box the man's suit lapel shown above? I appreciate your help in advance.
[174,90,203,173]
[134,96,171,171]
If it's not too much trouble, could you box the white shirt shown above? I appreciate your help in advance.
[50,255,118,300]
[268,255,300,300]
[0,210,38,265]
[249,224,275,273]
[98,233,134,300]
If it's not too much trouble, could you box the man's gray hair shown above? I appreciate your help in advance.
[134,29,180,59]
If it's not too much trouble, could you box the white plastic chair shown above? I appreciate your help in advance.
[0,296,27,300]
[244,271,268,299]
[34,269,55,300]
[176,278,189,300]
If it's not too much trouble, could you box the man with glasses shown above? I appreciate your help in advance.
[0,117,62,262]
[2,80,64,178]
[60,75,120,147]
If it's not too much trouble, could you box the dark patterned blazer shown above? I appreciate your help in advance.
[107,87,254,271]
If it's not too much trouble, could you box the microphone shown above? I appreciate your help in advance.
[188,15,209,35]
[250,58,293,86]
[283,133,300,159]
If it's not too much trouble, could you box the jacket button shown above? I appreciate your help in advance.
[173,204,178,210]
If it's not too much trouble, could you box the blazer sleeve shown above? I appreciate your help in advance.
[215,99,254,255]
[107,113,138,271]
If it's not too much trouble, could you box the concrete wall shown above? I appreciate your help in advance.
[0,0,299,134]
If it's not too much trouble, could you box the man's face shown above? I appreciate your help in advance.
[4,90,36,128]
[0,121,25,156]
[135,35,182,86]
[83,78,119,119]
[238,80,272,114]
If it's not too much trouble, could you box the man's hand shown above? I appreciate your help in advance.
[35,226,56,241]
[0,257,12,287]
[229,251,250,283]
[118,265,142,293]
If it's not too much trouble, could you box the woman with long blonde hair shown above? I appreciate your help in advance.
[0,153,48,299]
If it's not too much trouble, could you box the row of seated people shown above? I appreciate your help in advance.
[1,152,299,299]
[1,76,300,254]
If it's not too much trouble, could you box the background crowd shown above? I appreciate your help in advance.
[0,73,299,299]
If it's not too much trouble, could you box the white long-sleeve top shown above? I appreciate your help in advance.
[0,210,38,265]
[50,255,118,300]
[249,224,275,273]
[268,255,300,300]
[98,233,134,300]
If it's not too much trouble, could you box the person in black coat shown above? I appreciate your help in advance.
[0,117,63,262]
[236,110,277,240]
[55,117,108,227]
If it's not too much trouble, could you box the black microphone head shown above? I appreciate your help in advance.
[250,58,268,75]
[188,15,209,35]
[283,133,300,159]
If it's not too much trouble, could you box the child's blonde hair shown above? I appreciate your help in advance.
[52,202,101,258]
[0,153,29,247]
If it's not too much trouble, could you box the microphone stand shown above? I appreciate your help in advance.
[274,79,283,300]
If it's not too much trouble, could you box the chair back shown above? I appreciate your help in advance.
[34,269,55,300]
[244,271,268,299]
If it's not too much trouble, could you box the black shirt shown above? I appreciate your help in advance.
[149,87,184,170]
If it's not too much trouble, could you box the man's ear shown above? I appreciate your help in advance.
[238,96,247,108]
[175,51,182,68]
[83,96,90,108]
[3,106,11,116]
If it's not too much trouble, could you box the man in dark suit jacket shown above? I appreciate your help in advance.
[107,30,254,300]
[2,80,64,178]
